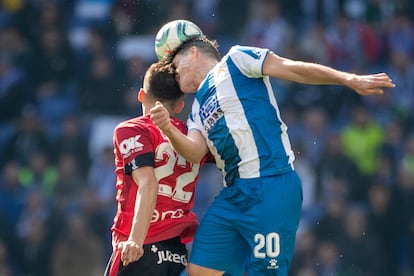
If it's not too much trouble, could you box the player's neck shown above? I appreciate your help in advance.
[143,104,174,117]
[200,58,218,78]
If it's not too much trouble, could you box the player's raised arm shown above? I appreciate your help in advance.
[263,52,395,96]
[150,101,209,163]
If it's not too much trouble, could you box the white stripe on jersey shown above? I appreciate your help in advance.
[214,61,261,179]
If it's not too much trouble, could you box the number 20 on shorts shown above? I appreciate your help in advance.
[253,233,280,258]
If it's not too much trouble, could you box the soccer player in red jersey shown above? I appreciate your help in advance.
[104,61,207,276]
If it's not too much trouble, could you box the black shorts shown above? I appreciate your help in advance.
[105,237,188,276]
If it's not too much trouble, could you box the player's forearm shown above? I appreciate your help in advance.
[285,61,353,85]
[162,126,207,163]
[129,176,158,245]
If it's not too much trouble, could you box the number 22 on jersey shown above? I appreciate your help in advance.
[154,142,201,203]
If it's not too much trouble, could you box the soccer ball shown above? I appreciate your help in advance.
[155,20,203,61]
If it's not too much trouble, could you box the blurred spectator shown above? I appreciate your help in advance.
[51,213,104,276]
[78,186,113,258]
[387,50,414,131]
[14,190,52,276]
[16,189,49,241]
[30,27,76,89]
[87,145,116,222]
[402,135,414,175]
[387,10,414,61]
[364,0,395,26]
[297,22,329,64]
[314,239,341,276]
[316,132,361,201]
[242,0,294,56]
[18,150,58,199]
[0,23,31,67]
[110,0,162,37]
[0,52,30,123]
[53,151,86,212]
[357,20,383,68]
[164,0,193,22]
[191,0,218,37]
[50,114,90,170]
[121,55,148,93]
[298,107,329,166]
[314,194,347,243]
[0,160,26,255]
[30,1,67,38]
[30,23,78,140]
[0,239,13,276]
[73,26,116,76]
[17,220,51,275]
[396,166,414,275]
[0,23,32,151]
[300,0,340,29]
[79,52,123,115]
[289,228,317,276]
[367,120,405,187]
[116,55,148,117]
[363,91,396,128]
[386,11,414,130]
[338,204,386,276]
[0,161,27,231]
[367,181,401,275]
[324,12,365,71]
[340,104,384,199]
[214,0,249,52]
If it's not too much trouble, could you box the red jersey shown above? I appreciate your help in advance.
[111,114,203,244]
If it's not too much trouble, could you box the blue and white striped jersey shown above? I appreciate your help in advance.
[187,45,295,186]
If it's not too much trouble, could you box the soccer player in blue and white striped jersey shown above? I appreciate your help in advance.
[150,35,395,276]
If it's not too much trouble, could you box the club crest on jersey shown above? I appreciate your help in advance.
[199,94,224,131]
[119,135,144,157]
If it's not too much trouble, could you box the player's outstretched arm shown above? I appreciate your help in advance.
[263,52,395,96]
[150,102,209,163]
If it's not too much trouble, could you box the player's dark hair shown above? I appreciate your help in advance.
[144,60,183,102]
[168,36,221,62]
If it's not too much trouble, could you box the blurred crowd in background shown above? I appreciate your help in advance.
[0,0,413,275]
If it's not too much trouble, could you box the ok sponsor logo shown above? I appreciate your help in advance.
[119,135,144,157]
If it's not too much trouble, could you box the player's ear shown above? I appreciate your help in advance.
[138,88,145,103]
[174,100,185,114]
[190,46,198,59]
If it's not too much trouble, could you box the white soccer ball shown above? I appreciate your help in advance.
[155,19,203,61]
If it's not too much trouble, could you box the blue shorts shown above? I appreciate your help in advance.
[189,170,302,276]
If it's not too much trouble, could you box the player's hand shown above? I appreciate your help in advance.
[347,73,395,96]
[118,240,144,266]
[150,101,173,134]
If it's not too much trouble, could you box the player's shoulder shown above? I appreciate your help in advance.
[114,115,152,133]
[227,45,268,60]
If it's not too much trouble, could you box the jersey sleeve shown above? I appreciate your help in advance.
[113,123,155,175]
[186,99,203,133]
[227,45,269,78]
